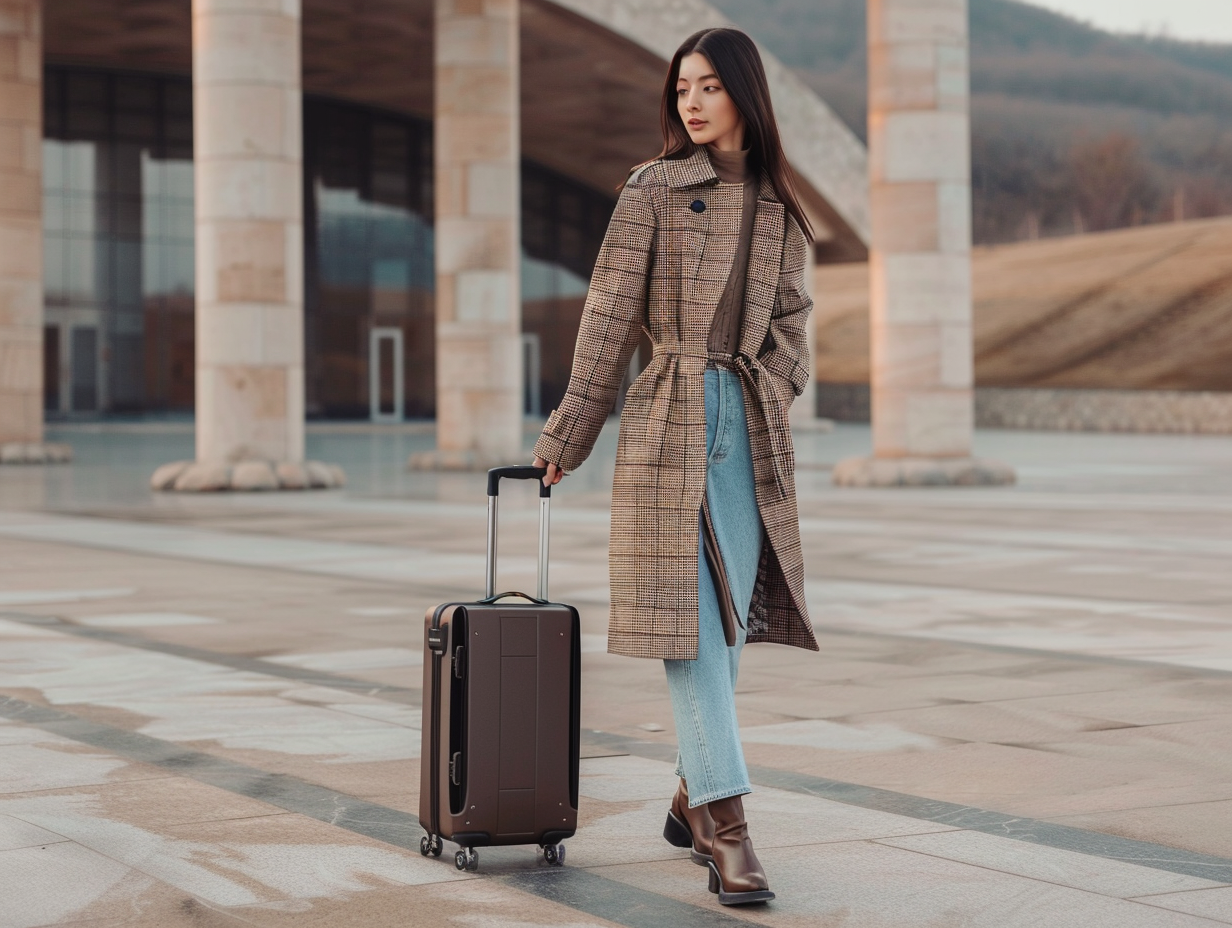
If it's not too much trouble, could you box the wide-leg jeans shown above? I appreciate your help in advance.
[663,366,764,807]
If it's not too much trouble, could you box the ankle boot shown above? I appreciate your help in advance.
[705,795,774,905]
[662,778,715,865]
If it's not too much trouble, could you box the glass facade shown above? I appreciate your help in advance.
[41,65,615,420]
[43,68,195,415]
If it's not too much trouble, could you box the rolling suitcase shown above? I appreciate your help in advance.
[418,466,581,872]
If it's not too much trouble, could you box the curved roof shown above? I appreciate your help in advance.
[44,0,870,255]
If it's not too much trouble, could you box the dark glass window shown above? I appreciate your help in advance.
[43,67,195,416]
[304,98,435,419]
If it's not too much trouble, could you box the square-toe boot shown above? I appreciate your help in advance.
[662,779,715,865]
[705,795,774,905]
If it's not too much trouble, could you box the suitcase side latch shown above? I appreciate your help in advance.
[427,626,446,653]
[453,645,466,679]
[449,751,462,785]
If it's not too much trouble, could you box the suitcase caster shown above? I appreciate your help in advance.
[542,843,566,866]
[455,847,478,871]
[420,835,443,858]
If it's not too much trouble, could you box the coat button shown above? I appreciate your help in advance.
[690,199,706,213]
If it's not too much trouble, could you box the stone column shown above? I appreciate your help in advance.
[834,0,1011,486]
[410,0,522,470]
[0,0,67,464]
[153,0,340,491]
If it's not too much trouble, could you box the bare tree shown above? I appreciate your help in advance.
[1068,134,1158,231]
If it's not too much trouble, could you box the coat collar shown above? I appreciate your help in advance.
[661,147,780,202]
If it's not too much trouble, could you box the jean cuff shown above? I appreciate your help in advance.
[687,784,752,809]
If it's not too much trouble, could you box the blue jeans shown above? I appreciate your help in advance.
[663,367,764,808]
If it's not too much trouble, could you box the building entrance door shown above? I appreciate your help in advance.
[369,327,404,423]
[70,325,100,413]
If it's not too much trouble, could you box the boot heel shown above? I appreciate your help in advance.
[707,862,721,894]
[663,811,693,849]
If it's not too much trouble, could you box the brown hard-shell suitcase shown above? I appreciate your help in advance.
[418,466,581,872]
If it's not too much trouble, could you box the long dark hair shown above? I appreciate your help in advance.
[658,28,813,241]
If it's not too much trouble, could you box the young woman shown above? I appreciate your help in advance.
[533,27,819,906]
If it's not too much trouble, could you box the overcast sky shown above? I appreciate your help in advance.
[1023,0,1232,43]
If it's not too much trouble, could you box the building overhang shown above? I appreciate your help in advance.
[45,0,869,258]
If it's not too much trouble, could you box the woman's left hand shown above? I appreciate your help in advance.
[533,456,565,487]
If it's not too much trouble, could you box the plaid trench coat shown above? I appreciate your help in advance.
[533,147,819,660]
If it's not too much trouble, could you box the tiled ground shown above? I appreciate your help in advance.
[1,422,1232,926]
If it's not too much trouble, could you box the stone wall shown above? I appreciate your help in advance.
[817,384,1232,434]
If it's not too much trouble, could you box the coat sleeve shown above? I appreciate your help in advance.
[759,217,813,399]
[533,176,656,472]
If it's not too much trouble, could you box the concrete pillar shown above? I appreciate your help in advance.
[412,0,522,470]
[834,0,1011,486]
[153,0,340,491]
[0,0,67,464]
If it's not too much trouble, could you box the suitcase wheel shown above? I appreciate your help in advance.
[420,834,443,858]
[455,847,479,871]
[542,843,566,866]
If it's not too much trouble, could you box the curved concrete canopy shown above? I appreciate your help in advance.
[547,0,871,253]
[45,0,868,254]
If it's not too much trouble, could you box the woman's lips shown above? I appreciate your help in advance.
[688,119,706,128]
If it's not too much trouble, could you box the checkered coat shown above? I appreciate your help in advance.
[533,148,818,660]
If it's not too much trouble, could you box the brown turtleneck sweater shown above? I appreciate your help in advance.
[707,145,758,357]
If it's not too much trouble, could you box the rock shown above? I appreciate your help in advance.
[275,462,309,489]
[231,460,278,491]
[173,462,231,492]
[44,443,73,463]
[151,458,345,492]
[305,460,335,488]
[150,461,192,491]
[0,444,26,464]
[832,456,1016,488]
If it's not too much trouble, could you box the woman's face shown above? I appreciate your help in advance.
[676,52,745,152]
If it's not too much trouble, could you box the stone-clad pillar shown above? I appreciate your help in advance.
[153,0,340,491]
[0,0,67,464]
[412,0,522,470]
[834,0,1011,486]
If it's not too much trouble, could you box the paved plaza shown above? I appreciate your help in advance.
[3,422,1232,926]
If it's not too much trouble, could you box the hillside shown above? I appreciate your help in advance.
[811,216,1232,391]
[708,0,1232,244]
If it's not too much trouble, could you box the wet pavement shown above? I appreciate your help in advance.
[3,421,1232,926]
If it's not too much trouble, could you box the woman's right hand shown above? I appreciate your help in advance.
[534,456,565,487]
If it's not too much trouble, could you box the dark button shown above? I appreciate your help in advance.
[690,199,706,213]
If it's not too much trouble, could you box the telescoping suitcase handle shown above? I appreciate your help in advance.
[485,466,552,602]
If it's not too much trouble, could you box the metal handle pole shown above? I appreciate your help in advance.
[537,496,550,601]
[485,495,498,599]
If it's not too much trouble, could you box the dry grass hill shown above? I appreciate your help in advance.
[813,217,1232,392]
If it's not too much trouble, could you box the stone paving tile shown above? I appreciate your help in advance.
[0,811,71,851]
[591,841,1231,928]
[878,830,1228,898]
[1050,800,1232,860]
[1134,886,1232,925]
[0,775,292,830]
[0,737,162,795]
[0,841,156,928]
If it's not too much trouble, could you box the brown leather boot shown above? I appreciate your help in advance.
[705,794,774,905]
[662,779,715,865]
